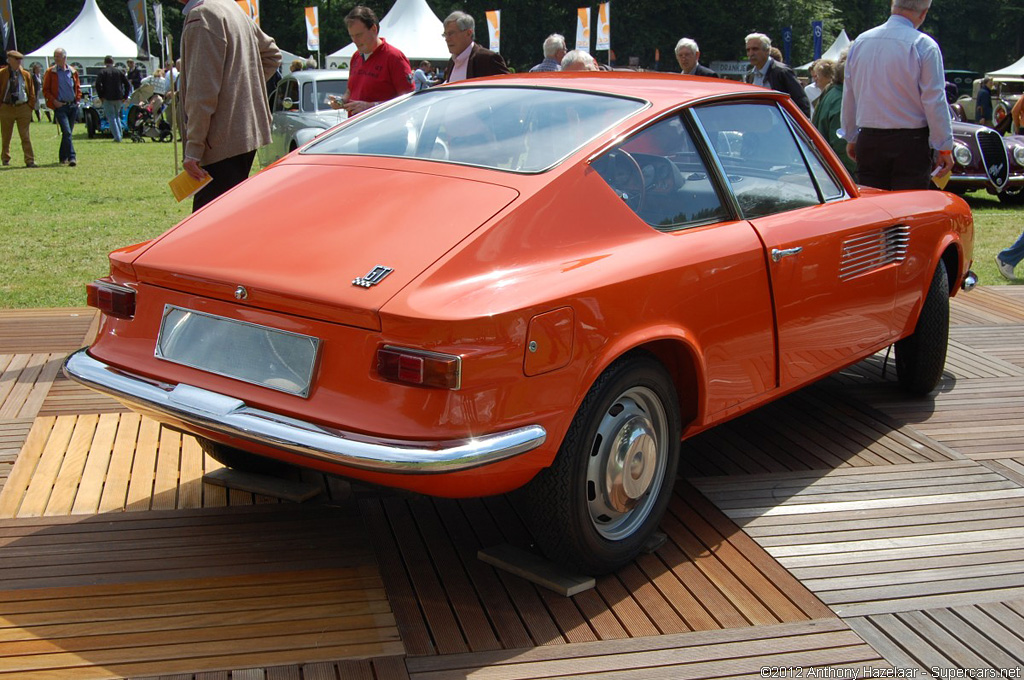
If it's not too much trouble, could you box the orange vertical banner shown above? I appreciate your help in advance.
[485,10,500,52]
[576,7,591,53]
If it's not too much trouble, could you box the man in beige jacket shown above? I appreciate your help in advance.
[178,0,281,210]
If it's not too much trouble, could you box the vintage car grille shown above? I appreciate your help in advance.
[839,225,909,281]
[977,128,1009,190]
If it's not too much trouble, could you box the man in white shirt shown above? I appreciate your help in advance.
[841,0,953,190]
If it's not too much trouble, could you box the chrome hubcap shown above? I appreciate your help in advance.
[586,386,668,541]
[605,415,657,512]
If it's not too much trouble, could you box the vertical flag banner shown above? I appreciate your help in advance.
[812,20,823,59]
[305,7,319,51]
[236,0,259,25]
[154,3,164,49]
[595,2,610,51]
[127,0,151,59]
[576,7,590,53]
[485,10,500,53]
[0,0,16,54]
[782,26,793,65]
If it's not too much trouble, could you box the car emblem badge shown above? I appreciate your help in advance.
[234,286,248,300]
[353,265,394,288]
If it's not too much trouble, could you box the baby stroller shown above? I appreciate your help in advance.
[127,86,172,143]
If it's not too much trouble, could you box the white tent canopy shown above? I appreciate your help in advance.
[27,0,140,69]
[988,55,1024,78]
[797,29,851,71]
[327,0,449,68]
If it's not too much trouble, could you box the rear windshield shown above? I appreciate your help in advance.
[304,86,645,173]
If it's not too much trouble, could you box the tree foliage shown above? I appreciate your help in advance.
[9,0,1024,74]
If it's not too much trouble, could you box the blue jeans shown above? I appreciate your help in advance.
[999,230,1024,267]
[55,104,77,162]
[102,100,123,141]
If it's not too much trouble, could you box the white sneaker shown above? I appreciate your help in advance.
[995,256,1016,281]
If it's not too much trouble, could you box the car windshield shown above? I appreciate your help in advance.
[998,81,1024,96]
[305,79,349,111]
[304,86,645,172]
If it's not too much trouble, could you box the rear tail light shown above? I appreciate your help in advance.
[377,346,461,390]
[86,281,136,320]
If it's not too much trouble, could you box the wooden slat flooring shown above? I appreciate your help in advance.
[0,309,97,354]
[679,381,960,478]
[0,286,1021,677]
[692,460,1024,617]
[0,418,32,486]
[847,599,1024,671]
[38,374,128,416]
[0,353,66,420]
[404,619,888,679]
[360,481,836,659]
[950,286,1024,325]
[0,414,351,517]
[0,505,402,677]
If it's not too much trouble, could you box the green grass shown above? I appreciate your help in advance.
[1,117,193,308]
[1,118,1021,309]
[957,192,1024,287]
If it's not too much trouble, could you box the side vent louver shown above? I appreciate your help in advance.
[840,225,909,281]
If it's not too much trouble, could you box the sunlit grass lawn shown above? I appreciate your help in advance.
[1,116,1021,309]
[2,117,193,308]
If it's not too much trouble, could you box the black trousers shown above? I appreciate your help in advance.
[855,127,931,191]
[192,149,257,212]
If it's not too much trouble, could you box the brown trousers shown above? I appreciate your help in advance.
[0,102,35,165]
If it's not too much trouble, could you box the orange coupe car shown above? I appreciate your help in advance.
[66,73,975,574]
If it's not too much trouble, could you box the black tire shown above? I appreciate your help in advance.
[998,186,1024,205]
[198,437,292,476]
[895,259,949,395]
[522,354,681,574]
[85,111,97,139]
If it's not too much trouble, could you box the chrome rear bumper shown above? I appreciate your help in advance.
[63,349,547,474]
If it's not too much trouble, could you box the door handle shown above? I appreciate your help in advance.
[771,246,803,262]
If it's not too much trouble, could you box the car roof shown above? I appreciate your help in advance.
[439,71,788,113]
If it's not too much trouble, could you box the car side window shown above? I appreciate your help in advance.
[792,124,844,201]
[302,83,315,112]
[693,102,821,219]
[272,81,288,113]
[592,115,729,230]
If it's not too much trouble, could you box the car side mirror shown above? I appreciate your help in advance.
[282,97,296,111]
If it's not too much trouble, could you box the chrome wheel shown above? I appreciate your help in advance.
[585,385,669,541]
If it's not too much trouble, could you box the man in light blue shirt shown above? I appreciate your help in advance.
[530,34,566,72]
[841,0,953,189]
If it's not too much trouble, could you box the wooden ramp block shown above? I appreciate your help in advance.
[478,543,595,597]
[203,468,322,503]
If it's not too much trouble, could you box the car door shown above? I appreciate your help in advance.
[693,101,904,389]
[590,114,778,417]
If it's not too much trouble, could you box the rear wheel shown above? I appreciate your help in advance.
[522,354,681,574]
[895,259,949,395]
[85,109,99,138]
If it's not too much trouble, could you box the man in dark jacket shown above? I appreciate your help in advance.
[441,11,508,83]
[95,55,130,142]
[125,59,143,91]
[744,33,810,116]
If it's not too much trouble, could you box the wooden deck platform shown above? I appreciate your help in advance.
[0,286,1021,678]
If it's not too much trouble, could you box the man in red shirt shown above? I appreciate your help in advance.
[336,6,413,115]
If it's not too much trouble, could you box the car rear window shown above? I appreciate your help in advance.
[304,86,645,173]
